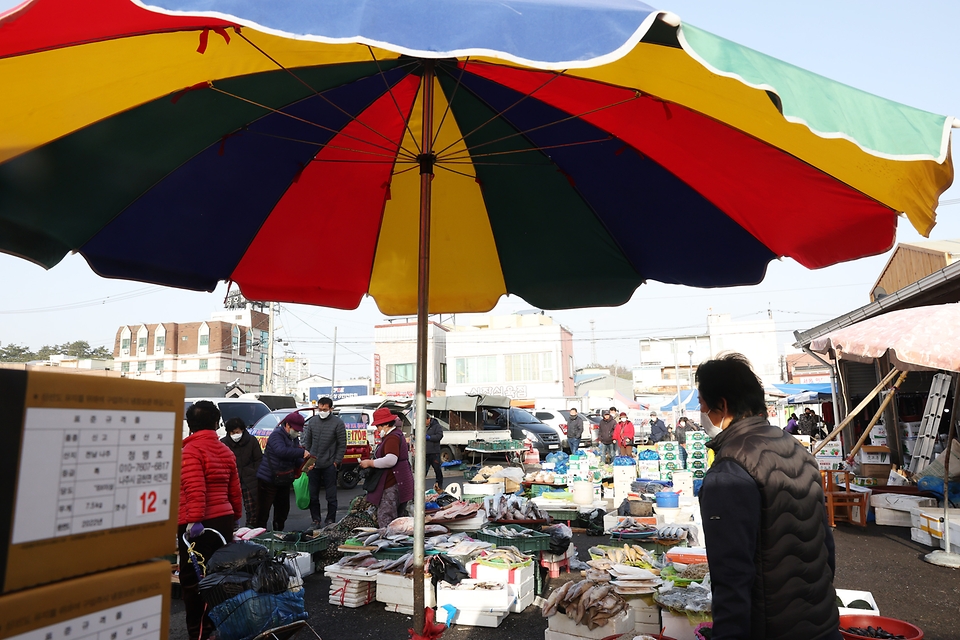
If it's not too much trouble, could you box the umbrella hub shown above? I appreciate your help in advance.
[417,152,437,175]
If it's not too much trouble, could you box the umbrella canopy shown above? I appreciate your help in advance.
[661,389,699,412]
[773,382,834,404]
[1,0,955,316]
[810,303,960,373]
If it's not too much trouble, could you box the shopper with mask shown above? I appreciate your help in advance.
[648,411,668,443]
[565,407,585,454]
[256,412,311,531]
[302,397,346,527]
[598,410,617,463]
[179,401,242,640]
[360,408,414,527]
[697,353,840,640]
[221,417,262,527]
[613,412,635,457]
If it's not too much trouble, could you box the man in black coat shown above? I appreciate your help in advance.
[221,417,263,527]
[424,416,445,490]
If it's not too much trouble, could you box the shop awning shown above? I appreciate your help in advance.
[661,389,699,411]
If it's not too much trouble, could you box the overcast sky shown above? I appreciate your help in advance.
[1,0,957,380]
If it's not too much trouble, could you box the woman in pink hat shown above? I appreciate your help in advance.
[360,407,414,527]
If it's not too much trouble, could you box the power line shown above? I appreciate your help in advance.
[0,286,162,314]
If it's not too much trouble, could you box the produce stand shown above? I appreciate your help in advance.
[466,444,526,467]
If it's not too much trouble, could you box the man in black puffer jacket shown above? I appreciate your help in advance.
[697,353,841,640]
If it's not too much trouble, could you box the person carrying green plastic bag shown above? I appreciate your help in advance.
[293,470,311,510]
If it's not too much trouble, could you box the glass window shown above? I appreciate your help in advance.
[199,334,209,346]
[137,361,146,372]
[440,362,447,384]
[137,337,147,349]
[386,363,415,384]
[155,360,164,371]
[199,359,208,370]
[120,362,129,372]
[504,352,553,382]
[232,326,240,350]
[121,338,130,350]
[232,359,238,369]
[246,329,252,351]
[454,356,497,384]
[156,335,165,350]
[245,362,251,372]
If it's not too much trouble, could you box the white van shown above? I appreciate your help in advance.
[183,397,271,439]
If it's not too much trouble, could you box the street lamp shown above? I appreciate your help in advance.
[688,349,694,389]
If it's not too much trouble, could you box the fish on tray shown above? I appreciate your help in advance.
[485,525,537,538]
[541,579,628,630]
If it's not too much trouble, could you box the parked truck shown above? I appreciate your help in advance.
[423,394,514,463]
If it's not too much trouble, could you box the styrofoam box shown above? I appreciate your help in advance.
[660,609,701,640]
[463,481,504,496]
[857,446,891,465]
[622,595,661,625]
[376,572,435,607]
[910,507,960,539]
[384,603,414,615]
[688,431,708,442]
[636,621,664,635]
[282,551,314,578]
[468,559,535,585]
[938,535,960,554]
[437,607,506,628]
[869,493,937,512]
[508,578,535,613]
[900,421,921,437]
[874,507,912,527]
[817,456,844,471]
[656,442,678,452]
[437,580,511,611]
[547,607,635,639]
[911,527,935,547]
[871,424,887,438]
[818,442,844,457]
[836,589,880,617]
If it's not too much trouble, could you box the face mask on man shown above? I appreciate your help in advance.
[318,410,331,419]
[702,410,723,438]
[230,432,242,442]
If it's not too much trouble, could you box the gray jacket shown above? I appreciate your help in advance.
[302,414,346,469]
[565,414,584,440]
[425,417,443,455]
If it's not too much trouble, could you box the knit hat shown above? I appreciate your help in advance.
[372,407,397,426]
[281,412,305,431]
[619,412,627,418]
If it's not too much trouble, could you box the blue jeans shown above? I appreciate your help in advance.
[568,438,580,454]
[602,443,617,462]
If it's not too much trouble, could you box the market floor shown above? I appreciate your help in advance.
[169,484,960,640]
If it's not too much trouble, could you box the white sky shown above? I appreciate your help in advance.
[1,0,957,379]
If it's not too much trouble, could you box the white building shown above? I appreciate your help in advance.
[31,354,115,370]
[373,320,448,397]
[634,313,780,393]
[444,313,575,400]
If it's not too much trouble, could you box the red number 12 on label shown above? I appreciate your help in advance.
[139,490,157,514]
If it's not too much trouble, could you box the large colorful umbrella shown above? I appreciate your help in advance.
[1,0,956,622]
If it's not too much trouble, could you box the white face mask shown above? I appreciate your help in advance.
[702,410,723,437]
[230,433,242,442]
[318,410,331,419]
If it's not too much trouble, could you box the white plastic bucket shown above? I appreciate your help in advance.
[572,480,594,505]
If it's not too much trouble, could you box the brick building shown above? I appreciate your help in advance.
[113,309,269,389]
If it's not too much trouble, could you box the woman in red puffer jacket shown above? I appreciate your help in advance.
[178,401,242,640]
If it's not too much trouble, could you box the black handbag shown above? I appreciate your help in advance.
[362,467,384,493]
[264,452,298,486]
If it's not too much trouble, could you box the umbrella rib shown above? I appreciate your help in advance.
[436,92,640,161]
[367,46,422,156]
[244,129,409,160]
[433,163,482,180]
[234,31,420,160]
[440,136,613,163]
[432,59,469,150]
[432,64,566,158]
[209,86,418,161]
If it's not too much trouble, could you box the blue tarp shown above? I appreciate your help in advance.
[661,389,699,411]
[773,383,833,404]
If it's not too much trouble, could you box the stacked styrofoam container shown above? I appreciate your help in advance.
[620,594,662,636]
[687,432,709,480]
[377,571,435,614]
[468,557,536,613]
[870,493,937,527]
[436,579,512,627]
[569,454,591,481]
[657,442,683,480]
[637,458,661,481]
[545,608,635,640]
[868,423,887,448]
[324,564,379,608]
[910,507,960,550]
[815,441,844,474]
[613,464,637,504]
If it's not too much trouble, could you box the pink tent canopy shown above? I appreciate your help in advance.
[809,303,960,373]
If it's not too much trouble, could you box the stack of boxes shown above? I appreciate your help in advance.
[686,432,710,479]
[637,458,662,481]
[0,370,184,640]
[657,441,682,481]
[468,556,536,613]
[856,445,891,486]
[815,440,845,472]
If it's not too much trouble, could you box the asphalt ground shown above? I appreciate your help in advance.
[170,472,960,640]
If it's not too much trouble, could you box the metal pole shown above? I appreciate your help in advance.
[265,302,274,392]
[674,339,681,417]
[412,60,435,633]
[801,343,840,430]
[330,326,337,400]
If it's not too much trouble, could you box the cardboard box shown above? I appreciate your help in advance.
[663,461,683,471]
[870,424,887,438]
[687,432,708,442]
[852,477,879,487]
[0,370,183,593]
[691,470,706,479]
[688,460,706,470]
[816,456,844,471]
[0,560,170,640]
[656,442,678,452]
[818,442,843,457]
[859,463,891,479]
[857,446,890,465]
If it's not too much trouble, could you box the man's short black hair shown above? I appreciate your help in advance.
[318,397,334,408]
[695,352,766,422]
[224,417,246,433]
[186,400,221,432]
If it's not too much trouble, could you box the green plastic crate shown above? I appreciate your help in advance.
[476,524,551,553]
[253,531,328,554]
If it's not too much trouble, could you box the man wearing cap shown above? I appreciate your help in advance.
[302,397,347,527]
[256,412,311,531]
[360,408,415,527]
[648,411,668,443]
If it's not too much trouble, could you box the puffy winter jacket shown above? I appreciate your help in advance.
[424,417,443,455]
[257,426,306,484]
[221,428,263,491]
[701,415,840,640]
[179,429,243,525]
[613,420,634,445]
[302,414,346,469]
[598,417,617,444]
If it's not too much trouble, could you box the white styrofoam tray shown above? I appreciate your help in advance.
[835,588,880,617]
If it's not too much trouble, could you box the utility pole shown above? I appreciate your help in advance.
[266,302,275,392]
[330,327,338,401]
[674,338,681,415]
[590,320,597,366]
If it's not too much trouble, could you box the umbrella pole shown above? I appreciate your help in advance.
[412,60,436,632]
